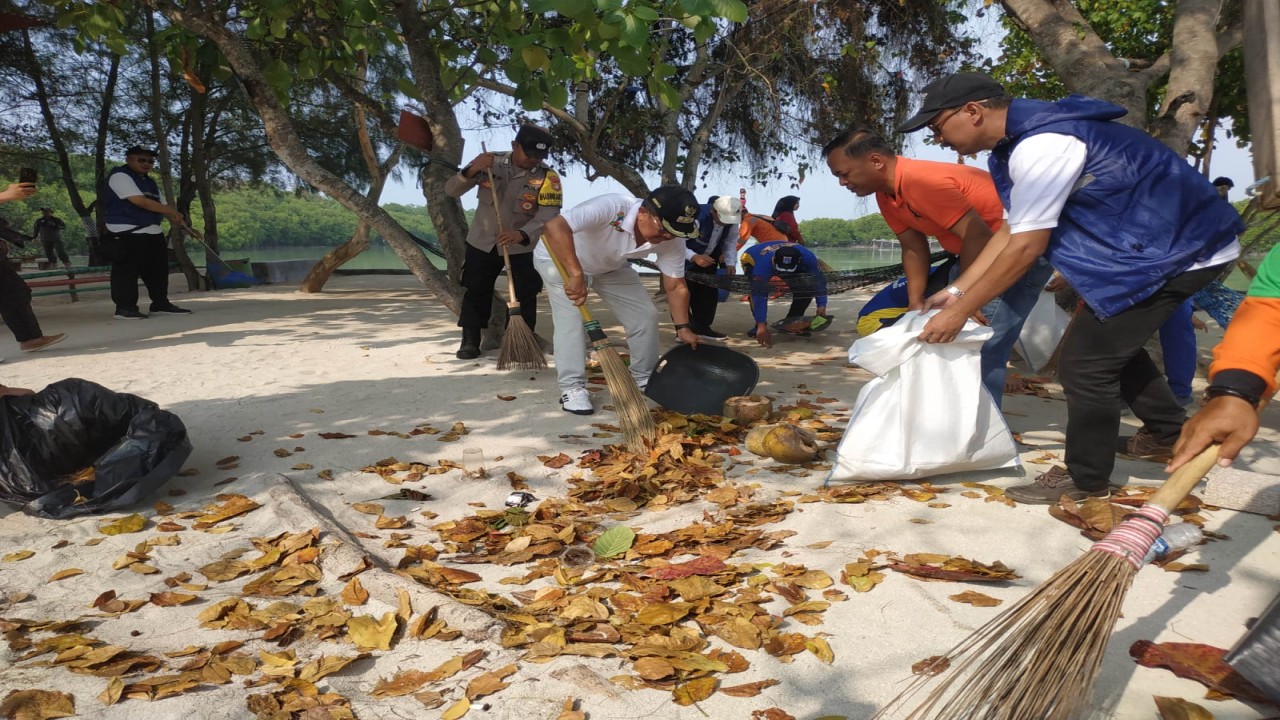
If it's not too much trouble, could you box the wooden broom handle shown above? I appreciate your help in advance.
[1146,373,1278,513]
[480,142,518,305]
[542,239,595,324]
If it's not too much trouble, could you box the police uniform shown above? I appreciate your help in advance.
[444,130,563,356]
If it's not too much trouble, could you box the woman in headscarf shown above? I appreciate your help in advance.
[770,195,804,244]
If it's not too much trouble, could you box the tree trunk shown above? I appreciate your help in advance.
[999,0,1243,155]
[21,30,101,247]
[146,11,202,290]
[301,223,372,292]
[166,6,462,312]
[301,51,401,293]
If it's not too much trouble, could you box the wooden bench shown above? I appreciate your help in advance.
[21,265,111,301]
[20,263,181,301]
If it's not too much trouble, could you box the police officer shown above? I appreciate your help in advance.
[444,125,563,359]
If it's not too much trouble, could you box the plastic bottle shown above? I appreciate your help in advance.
[1142,522,1204,565]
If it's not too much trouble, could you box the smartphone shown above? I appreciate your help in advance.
[18,167,36,184]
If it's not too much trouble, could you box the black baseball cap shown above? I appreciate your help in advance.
[514,125,553,157]
[772,245,803,273]
[643,185,700,239]
[898,72,1007,133]
[125,145,157,157]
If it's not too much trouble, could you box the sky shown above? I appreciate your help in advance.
[378,120,1260,220]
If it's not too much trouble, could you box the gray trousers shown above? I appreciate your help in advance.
[533,256,660,393]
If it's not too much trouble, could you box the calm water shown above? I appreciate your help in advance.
[230,244,1257,291]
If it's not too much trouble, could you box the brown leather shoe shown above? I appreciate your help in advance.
[1116,427,1175,463]
[1005,466,1112,505]
[20,333,67,353]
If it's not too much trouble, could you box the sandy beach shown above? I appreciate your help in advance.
[1,273,1277,720]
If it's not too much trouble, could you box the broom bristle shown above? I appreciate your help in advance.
[594,345,656,451]
[497,311,546,371]
[878,549,1138,720]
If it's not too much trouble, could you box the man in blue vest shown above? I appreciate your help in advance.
[900,72,1243,504]
[685,195,741,340]
[102,146,196,319]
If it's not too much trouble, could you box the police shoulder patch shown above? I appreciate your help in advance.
[538,169,564,208]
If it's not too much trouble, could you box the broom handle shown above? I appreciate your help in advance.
[1145,373,1278,513]
[542,237,597,325]
[480,142,519,307]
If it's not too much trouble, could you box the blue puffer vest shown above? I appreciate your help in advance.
[104,166,163,229]
[989,96,1244,318]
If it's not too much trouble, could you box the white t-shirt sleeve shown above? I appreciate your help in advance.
[564,195,625,235]
[108,172,145,200]
[655,242,686,278]
[1006,133,1087,234]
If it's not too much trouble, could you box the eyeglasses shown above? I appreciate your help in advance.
[927,107,964,137]
[646,211,675,240]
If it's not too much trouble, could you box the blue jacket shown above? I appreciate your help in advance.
[104,166,164,229]
[989,96,1243,318]
[686,202,735,272]
[742,240,827,323]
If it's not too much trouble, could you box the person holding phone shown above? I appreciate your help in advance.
[0,181,68,358]
[101,146,199,319]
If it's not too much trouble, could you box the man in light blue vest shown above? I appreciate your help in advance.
[900,72,1244,504]
[102,146,197,320]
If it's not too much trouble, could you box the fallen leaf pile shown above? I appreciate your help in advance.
[887,554,1020,582]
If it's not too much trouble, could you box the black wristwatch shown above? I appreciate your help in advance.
[1204,385,1261,408]
[674,323,691,331]
[518,230,530,245]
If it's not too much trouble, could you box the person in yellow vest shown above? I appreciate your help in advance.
[445,125,563,359]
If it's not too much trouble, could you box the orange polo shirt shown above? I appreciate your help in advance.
[875,156,1005,255]
[739,213,789,244]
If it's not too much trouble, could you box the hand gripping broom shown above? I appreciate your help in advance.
[480,144,546,371]
[878,381,1277,720]
[543,243,657,451]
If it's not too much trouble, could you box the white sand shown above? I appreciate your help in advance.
[1,274,1277,719]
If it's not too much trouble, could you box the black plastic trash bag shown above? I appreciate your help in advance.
[0,378,192,519]
[644,344,759,416]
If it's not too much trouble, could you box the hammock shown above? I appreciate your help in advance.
[632,250,952,297]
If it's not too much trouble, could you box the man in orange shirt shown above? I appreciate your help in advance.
[822,127,1053,407]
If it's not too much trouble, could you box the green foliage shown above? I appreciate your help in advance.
[192,190,438,251]
[796,214,894,247]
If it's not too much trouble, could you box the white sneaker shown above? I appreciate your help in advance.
[560,386,594,415]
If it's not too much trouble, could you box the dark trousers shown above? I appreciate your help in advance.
[686,267,722,332]
[781,275,813,318]
[0,260,43,342]
[1058,265,1224,491]
[109,232,171,312]
[42,239,70,266]
[457,243,543,331]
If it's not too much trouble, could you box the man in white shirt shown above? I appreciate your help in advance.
[900,72,1243,504]
[534,186,702,415]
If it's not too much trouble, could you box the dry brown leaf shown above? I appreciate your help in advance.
[3,550,34,562]
[47,568,83,582]
[375,515,409,529]
[557,697,586,720]
[149,592,198,607]
[465,664,517,700]
[98,677,124,706]
[340,577,369,606]
[371,670,432,698]
[0,689,76,719]
[1154,696,1215,720]
[806,636,835,664]
[634,657,675,680]
[441,697,471,720]
[352,502,384,515]
[949,591,1003,607]
[720,679,781,698]
[912,655,951,676]
[672,677,717,706]
[98,514,147,536]
[346,612,397,651]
